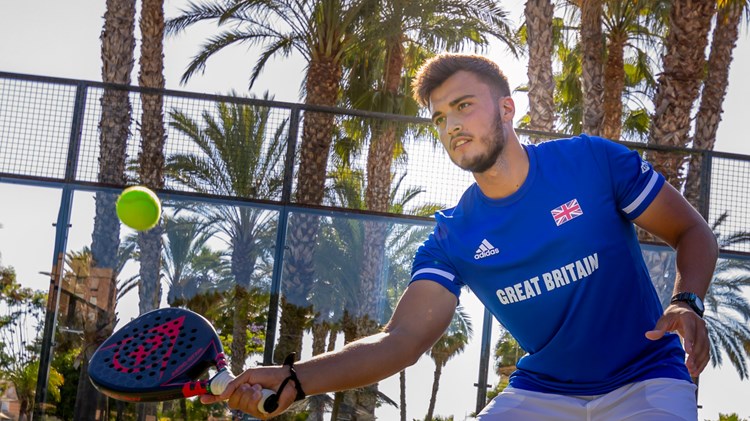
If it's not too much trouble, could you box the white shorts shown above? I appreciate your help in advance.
[477,378,697,421]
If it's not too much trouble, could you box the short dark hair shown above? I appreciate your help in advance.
[412,53,511,107]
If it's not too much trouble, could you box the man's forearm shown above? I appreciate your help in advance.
[672,221,718,298]
[293,330,426,396]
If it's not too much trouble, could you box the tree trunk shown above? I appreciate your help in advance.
[136,3,165,417]
[310,320,330,420]
[230,237,257,374]
[276,58,342,366]
[524,0,556,139]
[231,285,250,374]
[330,391,344,421]
[274,297,312,364]
[580,0,605,136]
[358,221,388,330]
[601,33,626,140]
[312,319,330,356]
[649,0,715,189]
[685,3,742,209]
[352,39,405,419]
[328,326,339,352]
[76,0,136,418]
[296,58,342,205]
[425,362,444,421]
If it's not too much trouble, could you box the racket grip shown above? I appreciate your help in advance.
[207,369,235,395]
[209,369,278,414]
[258,388,278,414]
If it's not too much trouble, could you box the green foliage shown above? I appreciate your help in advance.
[165,0,369,91]
[429,306,473,367]
[182,398,227,420]
[713,413,749,421]
[0,265,63,418]
[494,329,522,372]
[703,214,750,379]
[48,347,80,420]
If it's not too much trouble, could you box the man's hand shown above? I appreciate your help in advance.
[200,366,295,419]
[645,303,709,377]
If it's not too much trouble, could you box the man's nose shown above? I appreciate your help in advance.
[448,120,462,135]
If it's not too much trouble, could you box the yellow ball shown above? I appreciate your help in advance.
[116,186,161,231]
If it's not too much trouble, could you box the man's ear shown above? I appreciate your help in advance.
[499,96,515,123]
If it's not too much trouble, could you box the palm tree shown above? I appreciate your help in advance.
[161,215,223,307]
[425,306,473,421]
[311,164,440,420]
[165,0,374,367]
[136,0,167,317]
[599,0,665,140]
[493,329,522,385]
[165,95,286,374]
[343,0,517,349]
[704,213,750,379]
[136,3,166,417]
[557,0,665,140]
[76,0,137,418]
[524,0,556,137]
[684,0,748,209]
[649,0,716,188]
[350,0,516,213]
[579,0,605,135]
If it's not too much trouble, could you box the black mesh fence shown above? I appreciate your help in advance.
[1,71,748,253]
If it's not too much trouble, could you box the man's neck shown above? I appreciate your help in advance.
[473,133,529,199]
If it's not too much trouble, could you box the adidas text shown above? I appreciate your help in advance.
[474,248,499,260]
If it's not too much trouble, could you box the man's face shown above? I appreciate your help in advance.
[428,71,507,173]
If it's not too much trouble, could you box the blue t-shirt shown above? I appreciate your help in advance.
[411,135,691,395]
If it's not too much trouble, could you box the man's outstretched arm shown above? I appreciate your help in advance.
[203,279,458,417]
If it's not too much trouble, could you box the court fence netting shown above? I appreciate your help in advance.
[1,71,748,419]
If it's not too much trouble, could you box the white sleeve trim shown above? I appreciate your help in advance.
[621,171,659,215]
[412,268,456,282]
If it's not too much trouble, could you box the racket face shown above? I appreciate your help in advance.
[88,307,225,402]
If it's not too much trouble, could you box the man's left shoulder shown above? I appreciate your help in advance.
[533,134,601,158]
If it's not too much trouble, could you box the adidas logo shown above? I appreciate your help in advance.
[474,239,499,260]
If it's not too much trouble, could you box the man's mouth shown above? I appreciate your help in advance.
[452,137,471,150]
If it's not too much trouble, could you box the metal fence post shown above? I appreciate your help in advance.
[34,81,87,417]
[263,106,300,365]
[475,308,494,415]
[699,150,712,221]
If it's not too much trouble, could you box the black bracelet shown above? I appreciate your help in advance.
[277,352,306,402]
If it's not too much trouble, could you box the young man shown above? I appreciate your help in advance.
[203,54,718,420]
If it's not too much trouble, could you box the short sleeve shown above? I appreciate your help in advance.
[591,136,665,220]
[410,223,464,299]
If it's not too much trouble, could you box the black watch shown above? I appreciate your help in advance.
[670,292,705,318]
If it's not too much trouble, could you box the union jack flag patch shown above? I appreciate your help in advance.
[551,199,583,226]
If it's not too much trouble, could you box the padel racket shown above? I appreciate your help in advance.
[88,307,279,414]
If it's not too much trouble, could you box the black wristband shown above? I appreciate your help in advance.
[277,352,306,402]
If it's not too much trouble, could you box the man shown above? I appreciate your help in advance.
[203,53,718,420]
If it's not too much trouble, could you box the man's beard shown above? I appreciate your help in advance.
[453,115,506,173]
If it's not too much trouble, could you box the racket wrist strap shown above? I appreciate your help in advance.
[278,352,306,402]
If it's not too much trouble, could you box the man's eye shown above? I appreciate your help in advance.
[458,102,471,110]
[434,116,445,126]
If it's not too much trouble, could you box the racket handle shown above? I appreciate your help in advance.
[207,369,235,395]
[258,388,278,414]
[208,369,279,415]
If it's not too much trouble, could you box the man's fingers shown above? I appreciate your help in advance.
[200,394,222,404]
[644,329,665,340]
[645,319,670,340]
[219,371,251,400]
